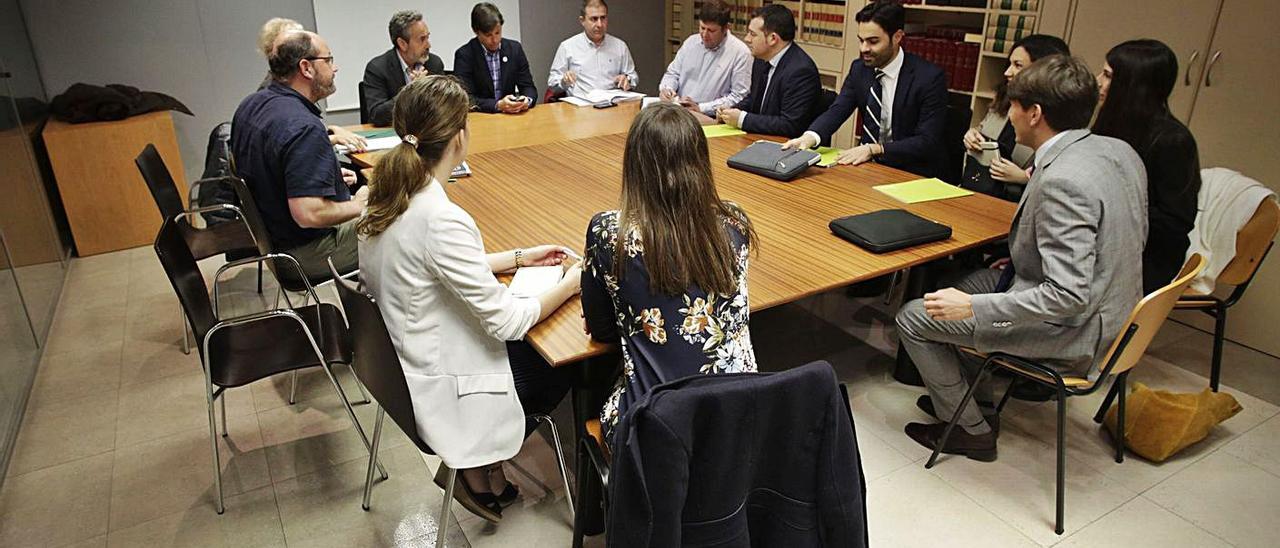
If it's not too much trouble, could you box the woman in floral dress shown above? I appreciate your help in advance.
[581,102,758,441]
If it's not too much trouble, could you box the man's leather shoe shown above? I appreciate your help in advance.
[906,421,998,462]
[916,395,1000,432]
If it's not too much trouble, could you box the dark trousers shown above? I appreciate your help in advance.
[508,341,571,436]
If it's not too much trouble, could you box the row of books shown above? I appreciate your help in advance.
[729,0,768,32]
[671,1,684,35]
[897,0,1039,11]
[985,13,1036,53]
[799,0,847,46]
[903,34,981,91]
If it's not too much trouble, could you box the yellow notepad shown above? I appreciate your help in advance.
[702,124,747,138]
[815,146,841,167]
[873,178,974,204]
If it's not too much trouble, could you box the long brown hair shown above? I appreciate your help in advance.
[616,103,756,295]
[358,76,470,237]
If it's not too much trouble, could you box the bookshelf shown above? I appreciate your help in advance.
[663,0,1054,146]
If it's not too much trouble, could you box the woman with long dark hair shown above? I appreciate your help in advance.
[358,76,580,523]
[581,102,758,440]
[1094,39,1201,294]
[962,34,1069,200]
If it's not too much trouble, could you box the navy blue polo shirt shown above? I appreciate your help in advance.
[230,83,349,250]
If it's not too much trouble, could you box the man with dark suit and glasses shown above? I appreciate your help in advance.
[715,3,822,137]
[453,3,538,114]
[361,10,445,126]
[783,0,948,177]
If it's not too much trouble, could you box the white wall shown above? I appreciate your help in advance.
[21,0,318,181]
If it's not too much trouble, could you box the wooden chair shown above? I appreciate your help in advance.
[925,254,1206,535]
[1175,198,1279,391]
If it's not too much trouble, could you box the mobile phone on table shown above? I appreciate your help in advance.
[593,101,617,109]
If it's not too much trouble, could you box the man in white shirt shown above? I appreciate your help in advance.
[548,0,639,101]
[658,0,752,117]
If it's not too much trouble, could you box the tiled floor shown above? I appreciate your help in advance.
[2,246,1278,547]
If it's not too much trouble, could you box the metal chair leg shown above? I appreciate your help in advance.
[1210,305,1227,392]
[1114,372,1127,463]
[180,304,191,355]
[533,414,576,521]
[288,370,299,404]
[362,407,385,511]
[1054,383,1067,535]
[204,379,225,514]
[256,262,263,294]
[219,393,228,437]
[436,465,457,548]
[319,363,388,479]
[926,362,995,469]
[350,364,371,405]
[1093,378,1121,424]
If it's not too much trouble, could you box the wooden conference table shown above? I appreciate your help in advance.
[349,102,1016,367]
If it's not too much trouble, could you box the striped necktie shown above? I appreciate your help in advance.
[861,69,886,145]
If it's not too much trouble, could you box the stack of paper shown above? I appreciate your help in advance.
[562,89,645,107]
[873,178,974,204]
[336,136,401,153]
[508,266,564,297]
[702,124,746,138]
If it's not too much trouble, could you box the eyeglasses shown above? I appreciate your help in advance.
[305,56,335,64]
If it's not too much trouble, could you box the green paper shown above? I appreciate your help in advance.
[873,178,974,204]
[702,124,747,138]
[815,146,841,167]
[355,128,397,139]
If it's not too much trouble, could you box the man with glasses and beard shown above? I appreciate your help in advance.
[231,30,367,283]
[783,0,948,177]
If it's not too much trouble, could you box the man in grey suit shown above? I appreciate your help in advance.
[895,55,1148,461]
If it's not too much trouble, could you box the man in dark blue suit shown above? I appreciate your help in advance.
[453,2,538,114]
[783,0,948,177]
[715,4,821,137]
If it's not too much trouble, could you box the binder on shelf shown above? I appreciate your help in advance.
[989,0,1039,11]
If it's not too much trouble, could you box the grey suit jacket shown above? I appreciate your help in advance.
[970,129,1148,376]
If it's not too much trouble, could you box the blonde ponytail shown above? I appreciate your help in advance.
[358,76,471,237]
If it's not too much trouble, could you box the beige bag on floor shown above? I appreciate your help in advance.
[1103,382,1242,462]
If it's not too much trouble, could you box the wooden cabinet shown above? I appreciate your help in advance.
[42,111,186,256]
[1067,0,1221,122]
[1184,0,1280,356]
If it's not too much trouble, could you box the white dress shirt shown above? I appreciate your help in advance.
[739,43,791,127]
[802,46,906,146]
[548,33,639,100]
[359,179,541,468]
[659,33,752,115]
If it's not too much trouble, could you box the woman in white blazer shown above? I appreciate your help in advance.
[357,76,582,523]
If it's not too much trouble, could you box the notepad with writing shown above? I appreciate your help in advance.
[873,178,974,204]
[702,124,747,138]
[508,266,564,297]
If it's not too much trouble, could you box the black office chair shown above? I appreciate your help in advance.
[358,81,371,125]
[328,259,575,547]
[135,144,261,354]
[152,216,385,514]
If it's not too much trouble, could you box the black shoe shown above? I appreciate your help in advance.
[495,482,519,507]
[1009,382,1058,402]
[433,464,502,523]
[906,422,998,462]
[915,395,1000,432]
